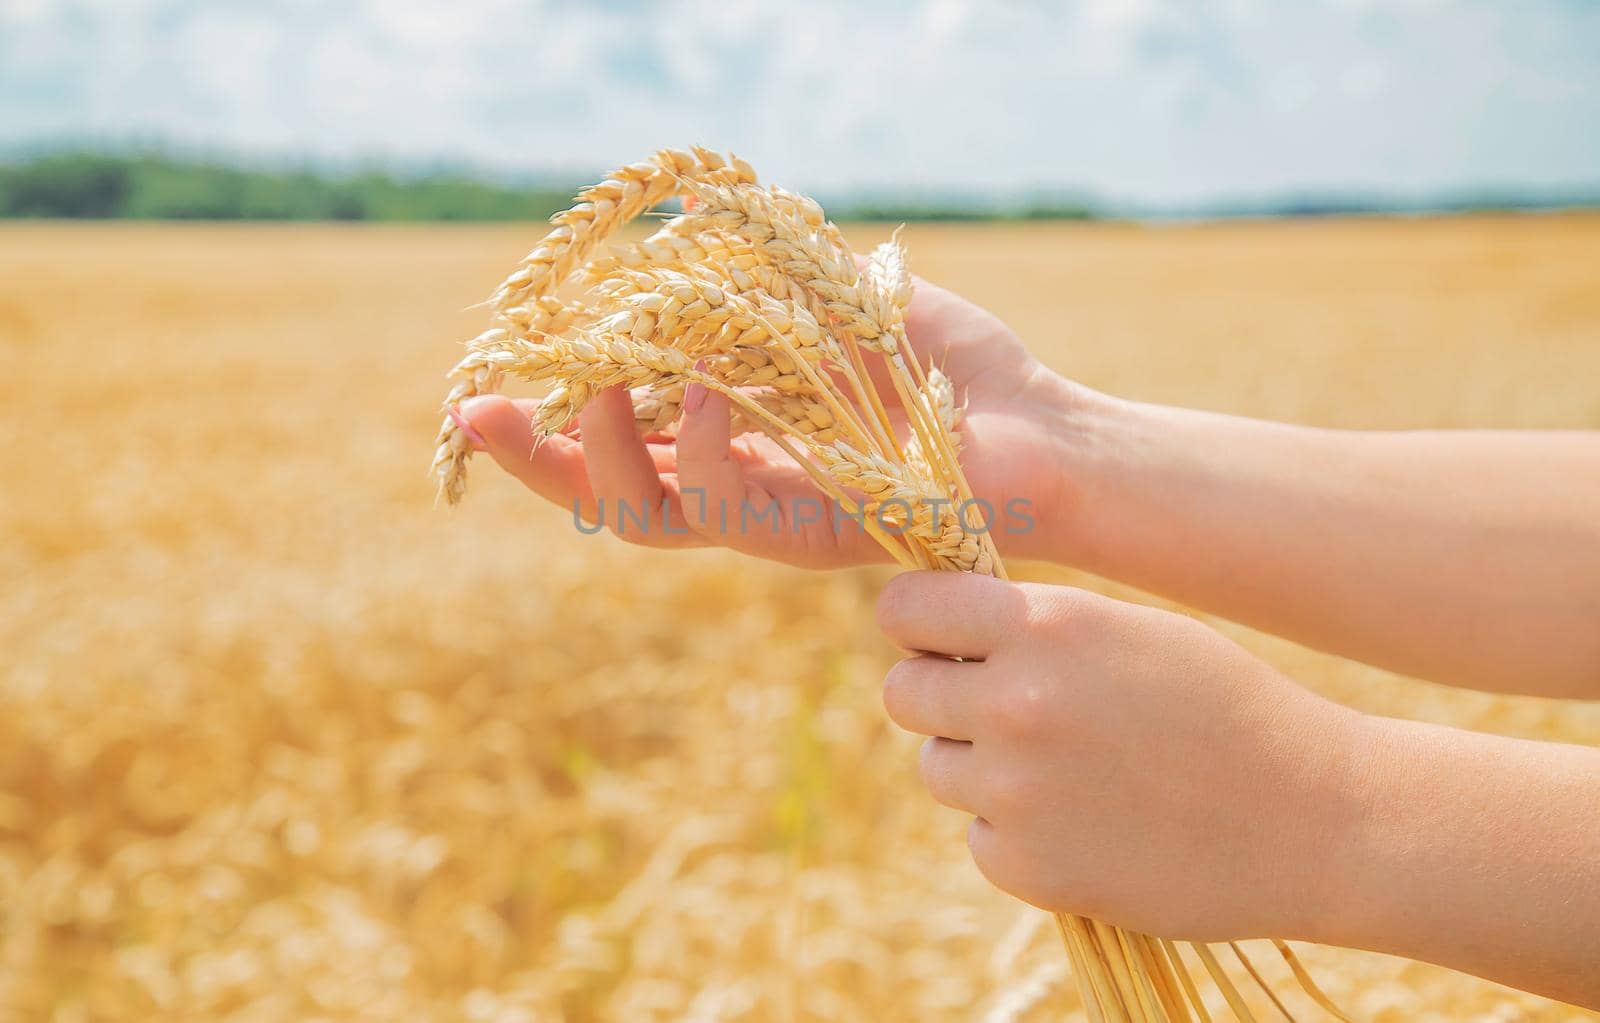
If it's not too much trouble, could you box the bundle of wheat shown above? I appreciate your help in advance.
[430,147,1347,1021]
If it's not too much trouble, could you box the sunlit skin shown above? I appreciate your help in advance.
[461,275,1600,1009]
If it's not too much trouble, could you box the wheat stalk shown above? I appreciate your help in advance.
[429,148,1349,1022]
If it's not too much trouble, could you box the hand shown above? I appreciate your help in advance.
[876,571,1367,941]
[456,276,1082,568]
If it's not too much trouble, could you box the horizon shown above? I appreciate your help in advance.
[2,146,1596,222]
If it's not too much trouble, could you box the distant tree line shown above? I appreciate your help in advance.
[0,151,1104,223]
[834,198,1094,222]
[0,152,579,221]
[6,150,1586,223]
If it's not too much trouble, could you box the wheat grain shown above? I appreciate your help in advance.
[520,334,696,436]
[905,366,963,481]
[671,180,895,352]
[631,383,686,435]
[592,268,738,351]
[740,390,838,442]
[490,147,756,313]
[867,233,914,313]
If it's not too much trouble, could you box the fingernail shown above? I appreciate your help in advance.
[448,405,488,451]
[682,360,708,413]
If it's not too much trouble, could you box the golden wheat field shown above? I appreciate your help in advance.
[2,214,1599,1023]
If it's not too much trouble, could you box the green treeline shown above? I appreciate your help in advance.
[0,152,579,221]
[3,150,1594,223]
[836,198,1093,222]
[0,151,1101,223]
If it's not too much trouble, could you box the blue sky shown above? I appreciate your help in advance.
[2,0,1597,203]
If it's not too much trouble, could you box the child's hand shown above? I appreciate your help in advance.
[876,571,1367,942]
[457,277,1083,568]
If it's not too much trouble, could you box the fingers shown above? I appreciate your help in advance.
[579,386,666,526]
[968,816,1052,911]
[674,380,755,547]
[919,737,984,815]
[882,654,983,741]
[578,387,703,543]
[876,570,1025,660]
[966,817,1021,898]
[460,395,596,518]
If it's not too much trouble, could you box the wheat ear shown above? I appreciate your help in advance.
[432,148,755,504]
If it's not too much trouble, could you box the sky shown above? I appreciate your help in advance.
[2,0,1598,205]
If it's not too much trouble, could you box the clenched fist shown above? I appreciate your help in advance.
[876,571,1367,942]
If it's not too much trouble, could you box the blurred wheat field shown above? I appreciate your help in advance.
[2,215,1599,1022]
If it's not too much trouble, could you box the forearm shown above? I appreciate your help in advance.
[1307,715,1600,1007]
[1033,374,1600,696]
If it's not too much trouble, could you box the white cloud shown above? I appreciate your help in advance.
[0,0,1596,203]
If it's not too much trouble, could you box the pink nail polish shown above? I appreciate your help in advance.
[448,406,488,450]
[682,359,709,413]
[683,382,706,414]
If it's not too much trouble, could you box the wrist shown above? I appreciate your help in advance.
[1009,364,1136,564]
[1287,708,1402,948]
